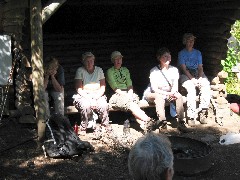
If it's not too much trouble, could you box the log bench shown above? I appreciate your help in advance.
[64,97,188,115]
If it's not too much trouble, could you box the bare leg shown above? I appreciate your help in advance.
[129,102,150,122]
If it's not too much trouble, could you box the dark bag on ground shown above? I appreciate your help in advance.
[43,114,94,158]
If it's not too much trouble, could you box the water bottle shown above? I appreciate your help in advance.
[74,122,79,135]
[123,119,130,136]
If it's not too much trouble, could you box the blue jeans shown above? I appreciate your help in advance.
[45,90,64,119]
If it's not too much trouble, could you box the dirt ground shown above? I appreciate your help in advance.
[0,108,240,180]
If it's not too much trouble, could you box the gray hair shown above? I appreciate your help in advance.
[182,33,196,45]
[128,132,174,180]
[82,52,95,62]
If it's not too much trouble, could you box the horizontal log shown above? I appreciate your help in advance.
[197,31,229,39]
[4,9,26,19]
[204,66,222,77]
[216,96,229,105]
[194,8,240,20]
[3,19,25,26]
[211,76,220,85]
[218,71,228,78]
[44,32,155,40]
[200,16,235,26]
[211,90,219,99]
[204,51,226,60]
[201,45,228,54]
[197,24,231,35]
[3,26,23,34]
[4,0,28,10]
[66,0,240,7]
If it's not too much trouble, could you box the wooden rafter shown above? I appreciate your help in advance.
[42,0,67,24]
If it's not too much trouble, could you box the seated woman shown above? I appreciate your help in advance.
[73,52,110,135]
[128,132,174,180]
[106,51,159,132]
[144,47,189,133]
[44,57,65,119]
[178,33,211,126]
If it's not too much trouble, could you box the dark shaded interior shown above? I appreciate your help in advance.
[43,2,201,59]
[40,1,240,103]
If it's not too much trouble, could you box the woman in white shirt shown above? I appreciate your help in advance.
[73,52,110,135]
[144,47,189,133]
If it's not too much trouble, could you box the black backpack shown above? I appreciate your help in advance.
[43,114,94,158]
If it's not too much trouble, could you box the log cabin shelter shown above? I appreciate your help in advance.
[0,0,240,116]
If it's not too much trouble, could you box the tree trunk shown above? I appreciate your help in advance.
[30,0,46,142]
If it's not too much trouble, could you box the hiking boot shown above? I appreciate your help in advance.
[188,118,196,127]
[178,121,192,133]
[199,109,208,124]
[160,120,168,130]
[145,119,162,132]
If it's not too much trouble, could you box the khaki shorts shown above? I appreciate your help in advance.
[109,92,140,111]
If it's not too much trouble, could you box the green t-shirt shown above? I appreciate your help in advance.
[106,66,132,90]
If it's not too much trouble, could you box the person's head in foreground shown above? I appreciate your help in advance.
[128,132,174,180]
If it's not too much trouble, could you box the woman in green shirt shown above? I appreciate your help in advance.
[106,51,159,132]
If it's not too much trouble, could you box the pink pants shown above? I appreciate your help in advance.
[73,95,109,130]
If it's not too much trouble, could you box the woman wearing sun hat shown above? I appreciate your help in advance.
[73,52,110,135]
[106,51,160,132]
[178,33,211,126]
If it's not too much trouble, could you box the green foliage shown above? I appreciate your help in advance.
[225,78,240,95]
[231,20,240,41]
[221,47,238,80]
[221,20,240,95]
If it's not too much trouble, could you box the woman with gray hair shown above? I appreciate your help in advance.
[128,132,174,180]
[73,52,110,136]
[178,33,211,126]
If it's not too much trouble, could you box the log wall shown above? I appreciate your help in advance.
[1,0,240,116]
[43,32,157,105]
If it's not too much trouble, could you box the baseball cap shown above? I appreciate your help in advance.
[111,51,123,62]
[82,52,94,61]
[183,33,196,45]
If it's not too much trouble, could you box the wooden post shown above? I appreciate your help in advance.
[30,0,46,142]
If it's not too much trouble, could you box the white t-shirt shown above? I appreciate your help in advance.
[149,65,179,93]
[75,66,105,91]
